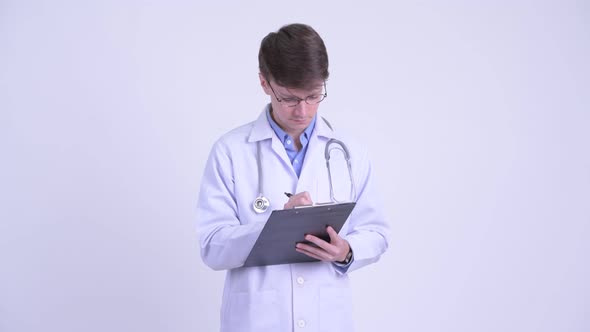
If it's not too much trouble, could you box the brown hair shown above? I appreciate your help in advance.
[258,23,329,90]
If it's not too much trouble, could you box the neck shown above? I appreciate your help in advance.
[283,128,305,151]
[292,137,303,151]
[270,109,305,139]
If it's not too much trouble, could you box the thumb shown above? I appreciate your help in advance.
[326,226,341,244]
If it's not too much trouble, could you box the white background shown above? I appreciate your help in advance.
[1,1,589,331]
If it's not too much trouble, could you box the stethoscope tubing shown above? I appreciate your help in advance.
[252,138,357,213]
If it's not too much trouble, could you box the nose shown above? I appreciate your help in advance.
[292,101,309,116]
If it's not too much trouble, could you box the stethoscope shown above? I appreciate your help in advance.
[252,138,357,214]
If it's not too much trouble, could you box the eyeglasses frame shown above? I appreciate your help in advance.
[266,79,328,107]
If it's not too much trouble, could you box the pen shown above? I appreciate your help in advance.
[284,192,293,198]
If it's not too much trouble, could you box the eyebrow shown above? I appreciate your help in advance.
[280,87,323,99]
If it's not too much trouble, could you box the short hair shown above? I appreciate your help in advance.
[258,23,329,90]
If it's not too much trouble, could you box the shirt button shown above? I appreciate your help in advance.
[294,159,299,164]
[296,276,305,285]
[286,139,292,145]
[297,320,306,328]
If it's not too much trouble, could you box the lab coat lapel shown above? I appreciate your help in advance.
[297,115,335,194]
[248,106,296,177]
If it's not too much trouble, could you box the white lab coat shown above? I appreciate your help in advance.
[197,105,390,332]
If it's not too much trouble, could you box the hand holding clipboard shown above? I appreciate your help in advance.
[242,201,356,267]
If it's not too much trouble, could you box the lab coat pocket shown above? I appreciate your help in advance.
[226,290,279,332]
[319,287,354,332]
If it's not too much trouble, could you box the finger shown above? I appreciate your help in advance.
[326,226,342,244]
[284,197,302,209]
[296,243,335,261]
[296,247,325,261]
[325,227,351,261]
[301,191,313,205]
[304,234,337,253]
[284,192,314,209]
[292,192,312,206]
[297,242,337,260]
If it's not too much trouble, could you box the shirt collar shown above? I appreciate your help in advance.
[248,103,333,143]
[265,106,316,146]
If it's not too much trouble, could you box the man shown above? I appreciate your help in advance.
[196,23,389,332]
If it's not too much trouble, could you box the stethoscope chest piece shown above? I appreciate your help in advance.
[253,195,270,214]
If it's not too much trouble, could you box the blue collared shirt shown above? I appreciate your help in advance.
[266,107,316,177]
[266,106,353,270]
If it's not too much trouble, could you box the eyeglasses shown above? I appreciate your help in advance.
[267,80,328,107]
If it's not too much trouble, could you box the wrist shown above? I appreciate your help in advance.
[337,248,353,264]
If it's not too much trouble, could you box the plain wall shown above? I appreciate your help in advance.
[1,1,589,331]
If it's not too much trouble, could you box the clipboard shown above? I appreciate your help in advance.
[242,202,356,267]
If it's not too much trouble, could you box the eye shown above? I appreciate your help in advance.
[282,97,299,103]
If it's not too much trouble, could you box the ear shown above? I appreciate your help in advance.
[259,73,271,96]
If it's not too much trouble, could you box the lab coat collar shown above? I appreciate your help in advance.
[315,114,335,139]
[248,104,334,143]
[247,105,274,142]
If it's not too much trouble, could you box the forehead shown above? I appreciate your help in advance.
[274,81,324,95]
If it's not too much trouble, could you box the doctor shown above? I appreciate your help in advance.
[197,23,390,332]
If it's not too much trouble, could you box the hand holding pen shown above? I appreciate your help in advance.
[283,191,313,209]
